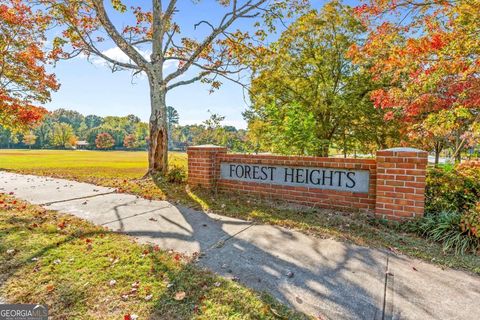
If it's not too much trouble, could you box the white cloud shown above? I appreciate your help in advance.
[89,46,178,71]
[92,46,150,65]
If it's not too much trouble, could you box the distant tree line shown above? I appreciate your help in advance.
[0,108,248,152]
[0,108,149,150]
[170,111,248,152]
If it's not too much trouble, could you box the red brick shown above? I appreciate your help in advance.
[395,187,415,193]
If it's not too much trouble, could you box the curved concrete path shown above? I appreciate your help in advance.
[1,171,479,319]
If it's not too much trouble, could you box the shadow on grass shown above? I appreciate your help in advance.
[150,175,480,276]
[0,204,308,319]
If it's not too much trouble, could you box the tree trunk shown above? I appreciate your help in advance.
[147,78,168,176]
[434,141,443,166]
[455,151,462,163]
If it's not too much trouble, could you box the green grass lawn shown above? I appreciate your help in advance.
[0,149,187,179]
[1,149,479,275]
[0,193,307,319]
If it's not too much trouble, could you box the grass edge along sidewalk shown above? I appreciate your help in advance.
[0,149,478,275]
[0,192,309,319]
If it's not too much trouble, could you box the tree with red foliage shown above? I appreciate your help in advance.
[352,0,480,159]
[0,0,59,131]
[95,132,115,150]
[123,134,137,149]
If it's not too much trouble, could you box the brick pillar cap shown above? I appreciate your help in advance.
[381,147,425,152]
[187,144,227,150]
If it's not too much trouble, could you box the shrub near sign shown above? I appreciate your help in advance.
[220,163,370,193]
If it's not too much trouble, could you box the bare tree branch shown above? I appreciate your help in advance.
[166,71,210,91]
[92,0,150,70]
[164,0,268,83]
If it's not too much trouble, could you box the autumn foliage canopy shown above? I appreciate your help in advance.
[0,0,59,131]
[352,0,480,121]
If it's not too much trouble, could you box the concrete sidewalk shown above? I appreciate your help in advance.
[1,171,479,319]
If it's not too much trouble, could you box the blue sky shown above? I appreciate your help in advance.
[43,1,347,129]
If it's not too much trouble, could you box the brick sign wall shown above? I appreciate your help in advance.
[187,145,428,221]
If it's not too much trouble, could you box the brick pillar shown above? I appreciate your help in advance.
[187,145,227,189]
[375,147,428,220]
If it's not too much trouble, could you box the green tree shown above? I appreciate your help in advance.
[52,123,75,148]
[22,132,37,149]
[167,107,179,126]
[77,122,89,140]
[85,115,104,129]
[51,109,85,131]
[247,1,392,156]
[167,106,179,150]
[195,112,227,146]
[134,122,149,149]
[34,115,53,148]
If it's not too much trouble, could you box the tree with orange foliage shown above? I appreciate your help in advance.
[0,0,59,131]
[352,0,480,159]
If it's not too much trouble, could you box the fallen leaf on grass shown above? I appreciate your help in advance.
[269,307,282,317]
[174,291,186,301]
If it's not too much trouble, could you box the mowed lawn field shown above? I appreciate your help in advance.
[1,149,479,275]
[0,149,187,179]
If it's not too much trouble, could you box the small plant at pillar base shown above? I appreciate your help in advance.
[165,166,187,184]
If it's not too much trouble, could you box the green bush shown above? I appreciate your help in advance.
[166,165,187,183]
[407,212,479,255]
[426,163,480,214]
[461,202,480,239]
